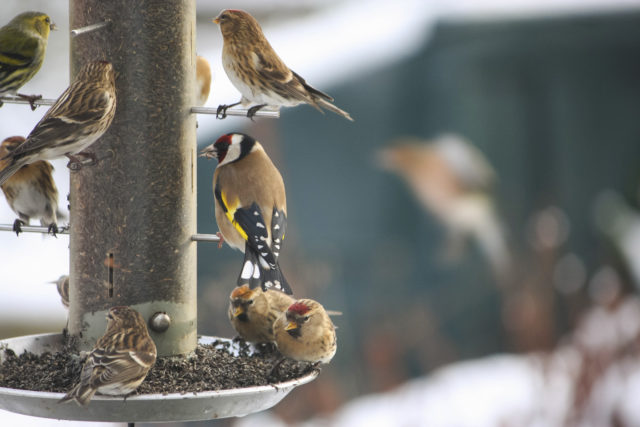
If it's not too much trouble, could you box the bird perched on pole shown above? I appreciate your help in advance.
[212,9,353,121]
[200,133,292,294]
[273,299,337,367]
[49,274,69,308]
[0,60,117,186]
[0,11,56,110]
[228,284,295,344]
[0,135,62,235]
[59,306,157,407]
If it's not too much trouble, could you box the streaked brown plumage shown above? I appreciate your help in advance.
[59,306,156,407]
[274,299,337,364]
[0,60,117,186]
[196,55,211,107]
[213,9,353,121]
[200,133,291,294]
[50,274,69,308]
[229,284,295,344]
[0,135,60,235]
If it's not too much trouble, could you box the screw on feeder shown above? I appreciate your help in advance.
[71,20,111,37]
[149,312,171,333]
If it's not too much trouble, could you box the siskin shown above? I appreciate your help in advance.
[213,9,352,121]
[229,284,295,344]
[59,306,157,407]
[0,11,56,110]
[0,60,116,186]
[0,135,61,235]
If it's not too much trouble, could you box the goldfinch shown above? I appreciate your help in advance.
[0,11,56,110]
[273,299,337,364]
[229,284,295,344]
[200,133,291,294]
[0,135,61,235]
[213,9,353,121]
[59,306,157,407]
[0,60,116,186]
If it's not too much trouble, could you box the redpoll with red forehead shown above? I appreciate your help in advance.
[274,299,337,365]
[229,284,295,344]
[0,136,61,235]
[196,55,212,107]
[0,60,116,186]
[59,306,157,407]
[200,133,292,294]
[213,9,353,121]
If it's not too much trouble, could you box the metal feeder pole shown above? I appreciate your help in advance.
[68,0,197,356]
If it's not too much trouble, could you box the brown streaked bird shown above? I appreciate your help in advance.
[213,9,353,121]
[273,299,337,365]
[0,60,117,186]
[49,274,69,308]
[229,283,295,344]
[200,132,292,294]
[0,135,61,235]
[59,306,157,407]
[196,55,212,107]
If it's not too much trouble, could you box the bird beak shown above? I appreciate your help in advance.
[285,321,298,331]
[50,22,58,31]
[212,16,220,25]
[199,144,217,159]
[233,307,244,317]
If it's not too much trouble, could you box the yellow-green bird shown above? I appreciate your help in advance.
[0,11,56,110]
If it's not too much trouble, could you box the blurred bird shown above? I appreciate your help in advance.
[213,9,353,121]
[196,55,211,107]
[59,306,156,407]
[377,135,510,283]
[49,274,69,308]
[0,135,61,235]
[0,60,117,186]
[200,133,292,294]
[229,284,295,344]
[273,299,337,365]
[0,11,56,110]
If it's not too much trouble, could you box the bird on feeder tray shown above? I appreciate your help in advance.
[200,132,292,295]
[0,11,56,110]
[59,306,157,407]
[0,135,62,235]
[228,284,295,344]
[212,9,353,121]
[272,299,337,372]
[0,60,117,186]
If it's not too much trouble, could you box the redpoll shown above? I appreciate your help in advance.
[0,60,117,186]
[0,136,61,235]
[229,284,294,344]
[213,9,353,121]
[0,12,56,110]
[49,274,69,308]
[196,55,211,107]
[200,133,291,294]
[59,306,157,407]
[274,299,337,364]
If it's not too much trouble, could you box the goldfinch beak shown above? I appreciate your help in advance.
[233,307,244,317]
[285,321,298,331]
[199,144,216,159]
[212,17,220,25]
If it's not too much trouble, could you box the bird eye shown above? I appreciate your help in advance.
[303,316,310,322]
[248,299,254,305]
[220,14,228,20]
[44,17,50,24]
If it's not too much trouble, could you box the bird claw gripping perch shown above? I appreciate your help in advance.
[17,93,43,111]
[12,219,25,236]
[67,151,113,172]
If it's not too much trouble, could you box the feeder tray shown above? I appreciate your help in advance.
[0,333,317,423]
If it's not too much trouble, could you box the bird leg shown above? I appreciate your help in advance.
[216,101,241,119]
[16,93,43,111]
[66,152,98,171]
[12,219,25,236]
[47,222,59,237]
[216,231,225,249]
[246,104,267,121]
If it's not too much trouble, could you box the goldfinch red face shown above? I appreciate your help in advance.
[199,133,256,167]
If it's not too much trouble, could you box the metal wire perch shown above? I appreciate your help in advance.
[71,20,112,37]
[191,106,280,119]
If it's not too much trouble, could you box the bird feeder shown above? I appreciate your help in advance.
[0,0,311,423]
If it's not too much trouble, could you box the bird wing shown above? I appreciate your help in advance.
[233,202,279,269]
[89,348,152,388]
[270,206,286,262]
[0,27,38,68]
